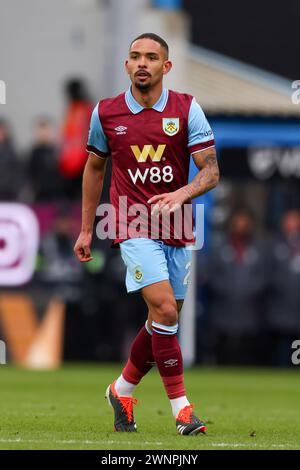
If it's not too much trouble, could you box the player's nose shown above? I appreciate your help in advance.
[138,56,147,67]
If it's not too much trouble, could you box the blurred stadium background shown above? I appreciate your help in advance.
[0,0,300,371]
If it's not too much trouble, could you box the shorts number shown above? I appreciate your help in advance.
[183,261,191,285]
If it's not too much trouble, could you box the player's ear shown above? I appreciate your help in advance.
[125,60,129,74]
[163,60,172,76]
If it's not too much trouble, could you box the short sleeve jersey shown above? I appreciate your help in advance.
[87,88,215,247]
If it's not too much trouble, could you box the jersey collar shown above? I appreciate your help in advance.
[125,87,168,114]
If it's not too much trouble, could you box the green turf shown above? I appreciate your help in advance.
[0,364,299,450]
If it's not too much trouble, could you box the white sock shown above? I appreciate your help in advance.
[114,374,136,397]
[170,396,190,419]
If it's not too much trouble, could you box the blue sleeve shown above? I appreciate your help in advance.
[188,98,214,149]
[86,104,109,155]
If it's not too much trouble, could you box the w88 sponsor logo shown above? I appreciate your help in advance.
[128,144,173,184]
[128,165,174,184]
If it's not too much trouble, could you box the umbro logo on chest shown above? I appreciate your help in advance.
[115,125,127,135]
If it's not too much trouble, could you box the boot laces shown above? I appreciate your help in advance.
[119,396,138,423]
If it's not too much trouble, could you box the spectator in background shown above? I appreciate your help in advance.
[267,209,300,366]
[0,118,21,201]
[205,208,269,365]
[27,117,62,202]
[59,79,93,200]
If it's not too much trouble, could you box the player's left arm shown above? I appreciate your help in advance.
[148,98,219,213]
[181,147,219,200]
[148,147,219,213]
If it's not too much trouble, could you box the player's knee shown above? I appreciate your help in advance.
[154,298,178,326]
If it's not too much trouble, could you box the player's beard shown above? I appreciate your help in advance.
[134,76,162,93]
[134,80,152,92]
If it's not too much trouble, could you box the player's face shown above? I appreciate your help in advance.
[125,39,172,91]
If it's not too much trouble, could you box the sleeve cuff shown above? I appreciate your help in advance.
[86,145,110,159]
[189,139,215,154]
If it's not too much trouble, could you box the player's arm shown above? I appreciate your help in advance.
[148,98,219,213]
[74,102,110,261]
[148,147,219,213]
[183,99,220,198]
[74,153,107,262]
[181,146,219,200]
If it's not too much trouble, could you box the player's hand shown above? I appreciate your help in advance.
[73,232,93,262]
[147,188,188,216]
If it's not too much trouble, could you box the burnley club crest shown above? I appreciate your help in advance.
[162,118,179,136]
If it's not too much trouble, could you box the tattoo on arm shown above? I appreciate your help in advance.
[183,152,220,200]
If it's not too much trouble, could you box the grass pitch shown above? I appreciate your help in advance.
[0,364,299,450]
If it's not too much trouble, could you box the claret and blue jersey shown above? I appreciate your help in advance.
[86,87,215,247]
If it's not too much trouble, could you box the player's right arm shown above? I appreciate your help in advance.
[74,103,110,262]
[74,153,107,262]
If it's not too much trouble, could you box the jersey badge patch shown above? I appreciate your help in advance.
[162,118,179,136]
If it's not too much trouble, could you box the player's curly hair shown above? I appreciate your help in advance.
[130,33,169,58]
